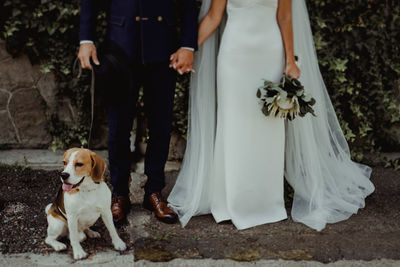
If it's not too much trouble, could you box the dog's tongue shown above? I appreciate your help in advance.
[62,183,74,192]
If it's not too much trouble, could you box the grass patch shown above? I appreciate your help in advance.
[228,249,261,262]
[134,245,179,262]
[277,249,313,260]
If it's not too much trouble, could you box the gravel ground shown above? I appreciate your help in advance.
[132,167,400,262]
[1,164,399,263]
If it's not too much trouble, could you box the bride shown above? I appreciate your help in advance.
[168,0,375,231]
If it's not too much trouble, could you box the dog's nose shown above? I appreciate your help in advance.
[60,172,70,180]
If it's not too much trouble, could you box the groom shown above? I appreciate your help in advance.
[78,0,198,223]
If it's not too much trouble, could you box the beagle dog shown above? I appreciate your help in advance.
[45,148,126,260]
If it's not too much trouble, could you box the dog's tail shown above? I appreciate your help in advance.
[45,203,52,215]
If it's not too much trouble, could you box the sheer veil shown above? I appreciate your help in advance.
[285,0,374,230]
[168,0,216,226]
[168,0,375,231]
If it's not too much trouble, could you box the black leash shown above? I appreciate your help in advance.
[73,57,95,149]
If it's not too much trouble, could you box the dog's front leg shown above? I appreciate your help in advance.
[67,214,87,260]
[100,209,127,251]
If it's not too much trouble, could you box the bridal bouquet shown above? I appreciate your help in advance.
[256,73,316,120]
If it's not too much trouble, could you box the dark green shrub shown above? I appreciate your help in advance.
[308,0,400,158]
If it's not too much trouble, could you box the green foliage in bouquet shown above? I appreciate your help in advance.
[257,74,316,120]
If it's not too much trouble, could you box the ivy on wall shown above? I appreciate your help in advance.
[307,0,400,158]
[0,0,399,158]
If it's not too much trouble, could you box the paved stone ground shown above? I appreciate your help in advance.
[1,149,400,266]
[0,149,108,170]
[0,254,398,267]
[0,251,134,266]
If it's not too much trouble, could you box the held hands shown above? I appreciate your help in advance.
[78,43,100,70]
[170,48,195,75]
[285,61,301,79]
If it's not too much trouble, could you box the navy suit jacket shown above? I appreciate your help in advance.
[79,0,198,63]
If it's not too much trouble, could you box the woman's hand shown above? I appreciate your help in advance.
[285,61,300,79]
[169,48,195,75]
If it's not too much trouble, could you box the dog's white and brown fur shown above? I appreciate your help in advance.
[45,148,126,260]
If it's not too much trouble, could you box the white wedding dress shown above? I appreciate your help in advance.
[211,0,287,229]
[168,0,375,231]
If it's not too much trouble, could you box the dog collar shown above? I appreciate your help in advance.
[58,206,67,220]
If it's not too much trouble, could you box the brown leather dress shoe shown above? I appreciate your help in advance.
[143,192,178,224]
[111,195,131,223]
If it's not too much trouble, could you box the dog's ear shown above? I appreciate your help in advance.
[90,152,106,183]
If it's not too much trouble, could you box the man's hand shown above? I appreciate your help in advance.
[78,43,100,70]
[169,48,194,75]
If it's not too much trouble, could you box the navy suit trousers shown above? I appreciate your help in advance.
[108,61,176,197]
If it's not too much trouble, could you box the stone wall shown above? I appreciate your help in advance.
[0,41,81,149]
[0,41,53,148]
[0,41,185,159]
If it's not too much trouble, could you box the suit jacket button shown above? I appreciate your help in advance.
[136,16,140,21]
[158,16,163,22]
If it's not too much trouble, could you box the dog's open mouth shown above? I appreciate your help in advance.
[62,177,85,192]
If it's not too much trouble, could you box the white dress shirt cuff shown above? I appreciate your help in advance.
[80,40,94,45]
[181,47,195,51]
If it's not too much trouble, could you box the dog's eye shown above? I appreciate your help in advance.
[75,163,84,167]
[62,161,67,165]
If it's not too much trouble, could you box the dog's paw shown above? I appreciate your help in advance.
[52,242,67,251]
[113,238,127,251]
[45,238,67,251]
[73,247,87,260]
[53,242,67,251]
[85,229,101,238]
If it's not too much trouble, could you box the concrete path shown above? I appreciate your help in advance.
[1,149,398,171]
[0,149,108,170]
[0,251,133,267]
[0,149,182,172]
[0,253,398,267]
